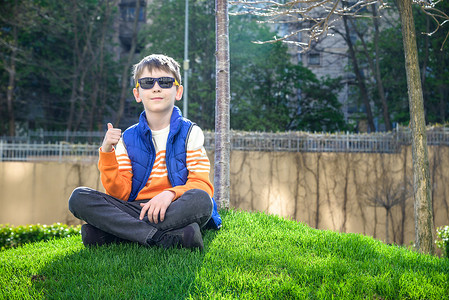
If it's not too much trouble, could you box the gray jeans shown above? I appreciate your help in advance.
[68,187,213,246]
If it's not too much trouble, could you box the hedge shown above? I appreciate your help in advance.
[436,225,449,259]
[0,223,81,251]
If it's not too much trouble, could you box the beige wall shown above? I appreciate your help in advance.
[1,146,448,245]
[0,162,103,226]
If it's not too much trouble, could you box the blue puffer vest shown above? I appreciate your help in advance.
[122,107,221,230]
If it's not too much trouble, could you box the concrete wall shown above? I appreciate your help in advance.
[227,147,449,245]
[0,162,102,226]
[1,146,448,245]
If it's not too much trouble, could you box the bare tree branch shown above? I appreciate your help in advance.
[414,0,449,50]
[230,0,449,51]
[230,0,386,52]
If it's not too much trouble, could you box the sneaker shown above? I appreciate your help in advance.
[152,223,204,250]
[81,224,127,247]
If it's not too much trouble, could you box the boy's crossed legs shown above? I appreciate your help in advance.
[68,187,214,250]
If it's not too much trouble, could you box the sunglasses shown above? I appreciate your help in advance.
[136,77,180,89]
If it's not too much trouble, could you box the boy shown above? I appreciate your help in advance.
[68,54,221,250]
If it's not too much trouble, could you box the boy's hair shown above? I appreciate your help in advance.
[133,54,181,86]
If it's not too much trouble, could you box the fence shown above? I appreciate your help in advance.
[220,131,401,153]
[1,126,449,162]
[0,141,99,163]
[0,130,105,144]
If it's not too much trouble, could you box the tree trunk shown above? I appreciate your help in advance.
[436,48,447,123]
[6,39,17,136]
[67,65,79,133]
[438,85,446,123]
[67,0,81,132]
[314,154,320,228]
[341,155,349,232]
[400,147,408,245]
[385,208,390,244]
[115,0,141,126]
[397,0,435,254]
[6,0,19,136]
[342,15,376,132]
[372,4,392,131]
[97,1,117,131]
[421,14,429,86]
[88,2,113,132]
[214,0,231,209]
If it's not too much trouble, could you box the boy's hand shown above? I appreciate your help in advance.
[101,123,121,152]
[139,191,175,224]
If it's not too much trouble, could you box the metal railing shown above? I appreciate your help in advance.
[215,131,401,153]
[1,126,449,162]
[0,141,99,163]
[0,130,105,144]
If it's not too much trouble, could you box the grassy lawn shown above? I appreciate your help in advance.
[1,209,448,299]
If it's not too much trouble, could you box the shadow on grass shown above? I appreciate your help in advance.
[30,229,221,299]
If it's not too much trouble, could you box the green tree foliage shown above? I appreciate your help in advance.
[231,17,347,132]
[414,0,449,124]
[350,1,448,128]
[0,0,36,135]
[0,0,351,134]
[375,24,409,125]
[140,0,216,129]
[0,0,120,134]
[350,18,410,127]
[230,24,346,132]
[298,76,347,132]
[435,225,449,258]
[142,1,347,132]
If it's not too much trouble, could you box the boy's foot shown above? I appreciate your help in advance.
[152,223,204,250]
[81,224,127,247]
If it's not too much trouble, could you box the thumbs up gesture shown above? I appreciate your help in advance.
[101,123,122,152]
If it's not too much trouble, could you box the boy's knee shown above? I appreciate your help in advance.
[68,187,93,214]
[183,189,213,214]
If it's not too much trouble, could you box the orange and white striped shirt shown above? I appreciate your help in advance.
[98,125,214,201]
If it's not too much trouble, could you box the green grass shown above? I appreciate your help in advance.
[1,210,448,299]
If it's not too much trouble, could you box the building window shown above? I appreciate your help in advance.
[308,53,320,66]
[120,3,145,22]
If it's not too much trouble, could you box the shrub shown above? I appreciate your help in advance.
[435,225,449,258]
[0,223,81,251]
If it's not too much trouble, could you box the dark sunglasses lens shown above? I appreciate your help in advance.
[140,78,155,89]
[138,77,175,89]
[158,77,174,88]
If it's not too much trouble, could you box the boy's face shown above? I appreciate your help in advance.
[133,67,183,116]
